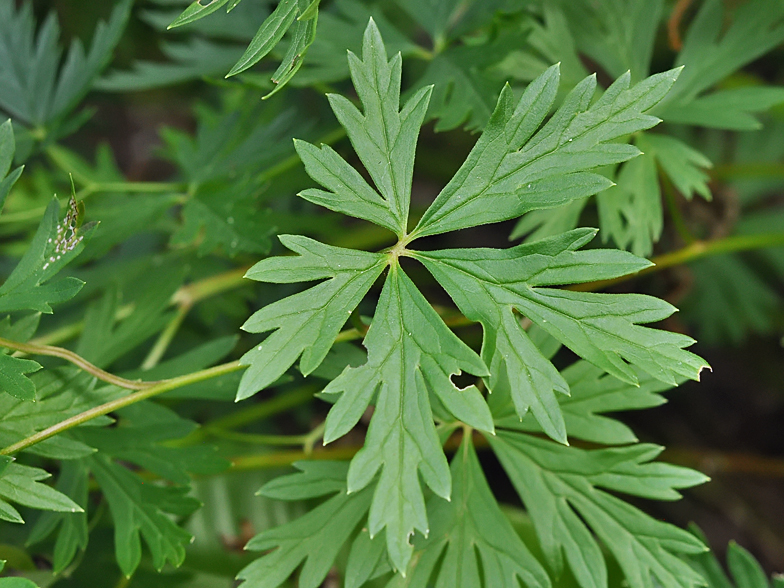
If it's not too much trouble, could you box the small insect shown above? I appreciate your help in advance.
[43,195,83,270]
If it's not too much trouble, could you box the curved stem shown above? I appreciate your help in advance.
[0,336,158,390]
[568,232,784,292]
[0,361,244,456]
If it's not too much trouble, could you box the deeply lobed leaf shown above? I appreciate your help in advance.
[412,63,681,238]
[321,266,491,571]
[490,430,708,588]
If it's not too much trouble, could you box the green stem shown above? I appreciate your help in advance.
[661,168,696,245]
[206,385,316,431]
[255,127,346,184]
[712,162,784,180]
[0,361,244,456]
[205,428,313,446]
[78,182,184,198]
[230,445,360,472]
[569,232,784,292]
[0,336,158,390]
[140,303,191,370]
[171,267,249,307]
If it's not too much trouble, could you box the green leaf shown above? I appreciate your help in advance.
[490,431,708,588]
[395,437,551,588]
[510,197,589,242]
[556,0,662,79]
[297,19,431,235]
[412,64,680,238]
[224,0,320,96]
[686,524,782,588]
[320,266,490,572]
[596,149,662,256]
[414,29,518,132]
[96,38,243,92]
[0,355,41,402]
[0,0,132,129]
[26,460,89,574]
[0,119,23,213]
[291,0,420,88]
[657,0,784,130]
[0,198,88,315]
[681,255,780,345]
[257,461,349,501]
[88,454,198,577]
[415,228,706,441]
[237,463,373,588]
[238,236,386,400]
[0,559,39,588]
[495,360,673,446]
[0,369,106,457]
[0,461,83,524]
[639,133,712,201]
[168,0,232,29]
[75,401,229,485]
[661,86,784,131]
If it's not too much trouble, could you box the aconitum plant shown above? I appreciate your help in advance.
[0,2,783,588]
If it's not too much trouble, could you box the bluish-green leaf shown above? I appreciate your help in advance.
[321,266,490,572]
[413,65,680,238]
[239,236,386,400]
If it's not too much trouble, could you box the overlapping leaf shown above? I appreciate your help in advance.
[389,437,551,588]
[0,0,131,131]
[416,228,706,442]
[88,454,200,577]
[238,462,373,588]
[0,458,82,524]
[490,431,708,588]
[495,360,674,446]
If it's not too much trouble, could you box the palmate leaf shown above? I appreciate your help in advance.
[0,0,131,130]
[239,18,707,579]
[490,431,708,588]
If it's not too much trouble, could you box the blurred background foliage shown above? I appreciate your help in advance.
[0,0,783,586]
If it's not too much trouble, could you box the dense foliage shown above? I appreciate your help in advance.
[0,1,783,587]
